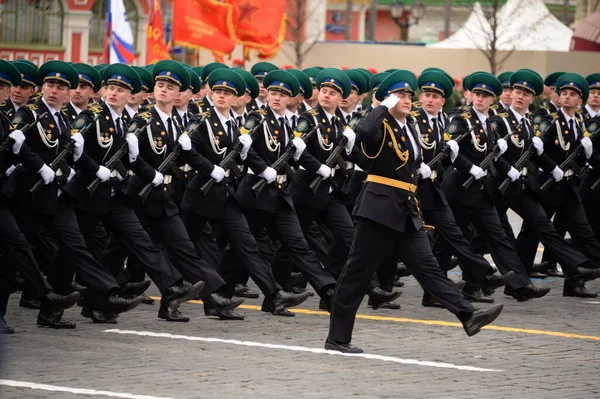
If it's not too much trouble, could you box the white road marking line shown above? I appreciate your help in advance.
[582,301,600,304]
[0,379,172,399]
[105,329,503,373]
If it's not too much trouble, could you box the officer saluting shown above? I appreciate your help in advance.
[326,70,503,354]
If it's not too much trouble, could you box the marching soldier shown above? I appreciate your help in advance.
[198,62,230,110]
[326,70,503,353]
[300,67,321,111]
[247,62,279,112]
[580,73,600,121]
[0,61,40,119]
[535,72,564,117]
[230,68,258,127]
[124,66,153,119]
[285,69,313,130]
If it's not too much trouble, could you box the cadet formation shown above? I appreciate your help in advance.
[0,58,599,354]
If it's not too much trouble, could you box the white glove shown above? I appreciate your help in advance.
[238,134,253,161]
[531,136,544,156]
[342,128,356,154]
[469,165,485,180]
[507,167,520,182]
[551,166,564,182]
[126,133,139,162]
[291,137,306,161]
[5,164,16,177]
[380,95,400,109]
[581,137,593,160]
[178,134,192,151]
[152,171,164,186]
[496,138,508,156]
[210,165,226,183]
[259,166,277,184]
[317,164,332,179]
[71,133,84,162]
[447,139,459,163]
[38,164,55,185]
[95,165,111,182]
[67,168,76,182]
[418,162,432,179]
[115,171,125,181]
[9,130,25,154]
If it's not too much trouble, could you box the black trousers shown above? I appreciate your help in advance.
[516,190,600,275]
[448,199,531,290]
[328,217,475,343]
[182,200,279,299]
[76,198,181,295]
[12,197,119,308]
[102,212,225,298]
[0,201,52,316]
[244,201,336,294]
[425,206,494,289]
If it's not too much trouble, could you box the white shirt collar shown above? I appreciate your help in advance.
[106,104,122,126]
[255,98,267,109]
[473,107,488,123]
[214,108,232,129]
[285,108,298,120]
[323,109,335,123]
[176,107,187,120]
[125,104,137,117]
[423,109,439,126]
[69,101,84,116]
[509,106,528,123]
[561,108,576,125]
[585,104,598,118]
[302,100,313,111]
[42,97,60,116]
[231,109,243,119]
[154,105,172,128]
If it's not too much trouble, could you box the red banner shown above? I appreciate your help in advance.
[228,0,286,50]
[172,0,237,55]
[146,0,171,64]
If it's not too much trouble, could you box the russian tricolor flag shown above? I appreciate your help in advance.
[104,0,137,64]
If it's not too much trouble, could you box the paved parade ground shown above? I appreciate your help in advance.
[1,213,600,399]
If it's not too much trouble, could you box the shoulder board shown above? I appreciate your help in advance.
[461,111,472,119]
[26,103,38,111]
[138,111,152,120]
[497,112,509,118]
[490,104,499,110]
[549,112,559,119]
[309,109,319,116]
[87,102,104,114]
[0,101,6,107]
[194,99,205,107]
[257,109,268,116]
[410,110,420,117]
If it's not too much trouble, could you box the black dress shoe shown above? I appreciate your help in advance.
[140,293,155,305]
[324,338,363,354]
[0,317,14,334]
[573,267,600,282]
[41,291,80,314]
[71,281,88,293]
[393,279,405,288]
[163,281,205,309]
[372,300,401,310]
[203,293,244,311]
[205,308,245,320]
[461,303,504,337]
[19,297,41,309]
[546,268,564,278]
[368,287,402,310]
[81,308,118,324]
[119,280,151,298]
[102,293,143,314]
[506,284,551,302]
[396,262,412,278]
[455,280,467,292]
[422,294,445,309]
[463,289,494,303]
[531,262,550,274]
[261,298,295,316]
[288,271,305,286]
[158,304,190,322]
[291,286,314,296]
[234,284,260,299]
[530,271,549,279]
[481,271,514,292]
[319,287,335,312]
[563,281,598,298]
[272,289,311,311]
[37,311,76,329]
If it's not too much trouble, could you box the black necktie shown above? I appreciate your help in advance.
[291,115,297,131]
[166,117,174,143]
[431,117,439,141]
[437,112,445,129]
[278,117,288,147]
[330,117,337,137]
[55,111,67,135]
[260,104,266,110]
[236,116,243,128]
[116,117,124,138]
[345,114,351,125]
[183,113,188,128]
[226,120,233,141]
[520,118,529,138]
[568,119,575,142]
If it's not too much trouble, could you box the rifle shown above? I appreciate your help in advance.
[462,128,511,191]
[591,176,600,191]
[252,122,324,197]
[138,114,208,202]
[200,115,267,196]
[0,111,49,152]
[29,114,100,193]
[86,115,153,196]
[426,128,470,169]
[309,136,349,195]
[539,124,600,193]
[497,118,553,195]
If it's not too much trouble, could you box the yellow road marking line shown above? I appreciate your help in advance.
[150,297,600,342]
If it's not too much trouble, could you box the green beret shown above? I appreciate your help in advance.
[13,59,37,69]
[263,70,300,97]
[250,62,279,79]
[302,67,321,87]
[466,72,503,96]
[370,72,390,92]
[103,63,142,94]
[355,68,373,91]
[132,66,153,92]
[556,72,589,102]
[208,68,246,97]
[39,60,79,89]
[422,67,455,88]
[544,72,565,88]
[200,62,229,83]
[384,68,399,73]
[375,70,417,102]
[232,68,260,99]
[152,60,190,92]
[185,66,202,94]
[586,73,600,90]
[418,71,454,99]
[192,66,204,84]
[11,61,40,87]
[343,69,368,95]
[510,69,544,96]
[0,60,22,86]
[316,68,352,99]
[72,63,102,92]
[497,71,513,88]
[286,69,313,99]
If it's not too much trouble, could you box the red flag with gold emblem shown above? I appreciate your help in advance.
[146,0,171,64]
[227,0,286,50]
[172,0,237,55]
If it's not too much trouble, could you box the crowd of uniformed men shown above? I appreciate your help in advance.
[0,57,599,353]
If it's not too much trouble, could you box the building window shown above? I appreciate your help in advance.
[0,0,64,46]
[89,0,140,51]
